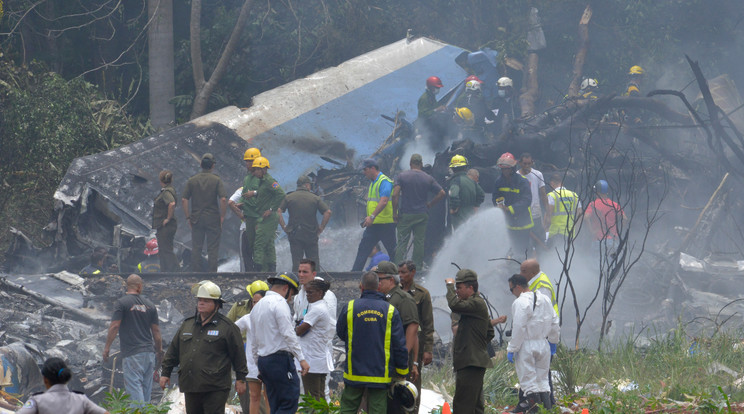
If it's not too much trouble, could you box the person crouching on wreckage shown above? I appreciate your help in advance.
[160,281,248,413]
[17,357,110,414]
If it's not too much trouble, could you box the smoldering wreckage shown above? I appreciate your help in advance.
[3,32,744,411]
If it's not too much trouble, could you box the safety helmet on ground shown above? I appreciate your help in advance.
[449,154,468,168]
[389,380,419,412]
[455,107,474,123]
[594,179,609,194]
[426,76,443,89]
[252,156,270,169]
[580,78,598,90]
[195,281,223,301]
[267,272,300,293]
[246,280,270,296]
[243,148,261,161]
[497,152,517,168]
[465,80,481,92]
[465,75,483,84]
[497,77,513,87]
[628,65,644,75]
[143,238,159,256]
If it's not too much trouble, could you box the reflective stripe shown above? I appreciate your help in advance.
[383,304,393,380]
[346,300,355,375]
[344,302,405,383]
[548,189,578,236]
[497,187,520,194]
[529,272,559,317]
[507,206,534,230]
[366,174,393,223]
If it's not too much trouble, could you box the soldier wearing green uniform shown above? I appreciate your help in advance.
[447,155,484,230]
[374,261,420,414]
[247,156,285,272]
[445,269,494,414]
[182,153,227,272]
[235,148,262,272]
[160,281,248,413]
[153,170,178,271]
[278,175,332,271]
[398,260,434,414]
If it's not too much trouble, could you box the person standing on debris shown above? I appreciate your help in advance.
[493,152,534,259]
[160,281,248,413]
[231,148,262,271]
[337,271,409,414]
[244,157,285,272]
[103,274,162,406]
[153,170,178,272]
[585,179,626,254]
[490,77,521,137]
[235,285,270,414]
[417,76,448,147]
[518,153,549,256]
[445,269,494,414]
[17,357,110,414]
[278,175,332,271]
[295,278,335,402]
[545,173,581,250]
[351,159,397,271]
[80,249,106,275]
[137,239,161,273]
[624,65,644,97]
[447,155,485,230]
[398,260,434,413]
[392,153,445,269]
[182,153,227,272]
[506,274,560,413]
[250,272,309,413]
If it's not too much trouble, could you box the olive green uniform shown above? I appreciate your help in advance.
[153,185,178,271]
[241,174,261,271]
[384,285,419,414]
[404,283,434,413]
[447,171,485,229]
[447,284,494,414]
[183,171,227,272]
[253,173,285,271]
[278,188,329,271]
[162,312,248,413]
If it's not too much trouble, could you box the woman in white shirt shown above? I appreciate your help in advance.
[235,288,269,414]
[294,279,335,401]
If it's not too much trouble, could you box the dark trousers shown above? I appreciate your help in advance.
[191,214,221,272]
[351,223,397,271]
[339,385,387,414]
[156,219,178,271]
[508,228,532,261]
[184,389,230,414]
[289,236,319,272]
[301,373,326,402]
[257,352,300,414]
[454,366,486,414]
[241,217,258,271]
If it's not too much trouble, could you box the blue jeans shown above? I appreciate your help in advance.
[257,352,300,414]
[123,352,156,406]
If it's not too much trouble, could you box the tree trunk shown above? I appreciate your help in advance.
[567,5,592,98]
[189,0,254,120]
[148,0,175,130]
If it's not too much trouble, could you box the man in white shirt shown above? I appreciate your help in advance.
[518,153,549,256]
[250,272,309,414]
[228,187,249,271]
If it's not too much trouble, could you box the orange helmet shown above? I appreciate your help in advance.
[497,152,517,168]
[144,238,159,256]
[426,76,443,88]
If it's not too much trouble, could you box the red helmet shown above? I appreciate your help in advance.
[497,152,517,168]
[144,238,159,256]
[426,76,443,88]
[465,75,483,84]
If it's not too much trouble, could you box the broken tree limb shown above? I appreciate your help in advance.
[567,5,593,97]
[520,52,539,118]
[623,126,705,174]
[678,172,730,254]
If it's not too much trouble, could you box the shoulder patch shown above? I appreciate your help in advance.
[22,399,36,408]
[271,181,279,189]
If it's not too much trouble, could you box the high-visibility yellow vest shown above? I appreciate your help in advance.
[548,188,579,236]
[367,173,393,224]
[529,272,559,317]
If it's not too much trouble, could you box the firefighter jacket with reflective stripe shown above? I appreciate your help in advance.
[367,173,394,224]
[548,188,579,237]
[337,290,409,388]
[529,272,559,317]
[492,172,534,230]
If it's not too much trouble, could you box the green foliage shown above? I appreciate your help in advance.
[298,393,339,414]
[101,388,172,414]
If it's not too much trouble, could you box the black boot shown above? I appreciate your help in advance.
[525,394,540,413]
[541,392,553,410]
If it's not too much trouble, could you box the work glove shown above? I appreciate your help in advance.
[507,352,514,363]
[549,343,557,355]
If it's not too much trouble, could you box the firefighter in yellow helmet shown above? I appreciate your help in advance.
[447,155,484,230]
[230,148,263,271]
[624,65,644,97]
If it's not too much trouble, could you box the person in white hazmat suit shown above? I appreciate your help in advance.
[506,274,560,413]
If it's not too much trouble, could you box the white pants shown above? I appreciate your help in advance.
[514,339,551,394]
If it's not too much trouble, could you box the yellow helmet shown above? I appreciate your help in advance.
[449,154,468,168]
[629,65,644,75]
[246,280,270,296]
[252,156,270,169]
[455,107,474,123]
[243,148,261,161]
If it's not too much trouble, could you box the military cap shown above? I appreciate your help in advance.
[455,268,478,283]
[296,175,311,186]
[374,260,398,275]
[362,158,379,169]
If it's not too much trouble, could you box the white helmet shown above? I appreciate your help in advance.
[497,77,513,87]
[389,380,419,412]
[465,80,481,92]
[581,78,598,90]
[195,281,223,301]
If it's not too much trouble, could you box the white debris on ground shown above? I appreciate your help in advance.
[419,388,445,414]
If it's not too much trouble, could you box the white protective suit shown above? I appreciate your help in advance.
[507,290,560,395]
